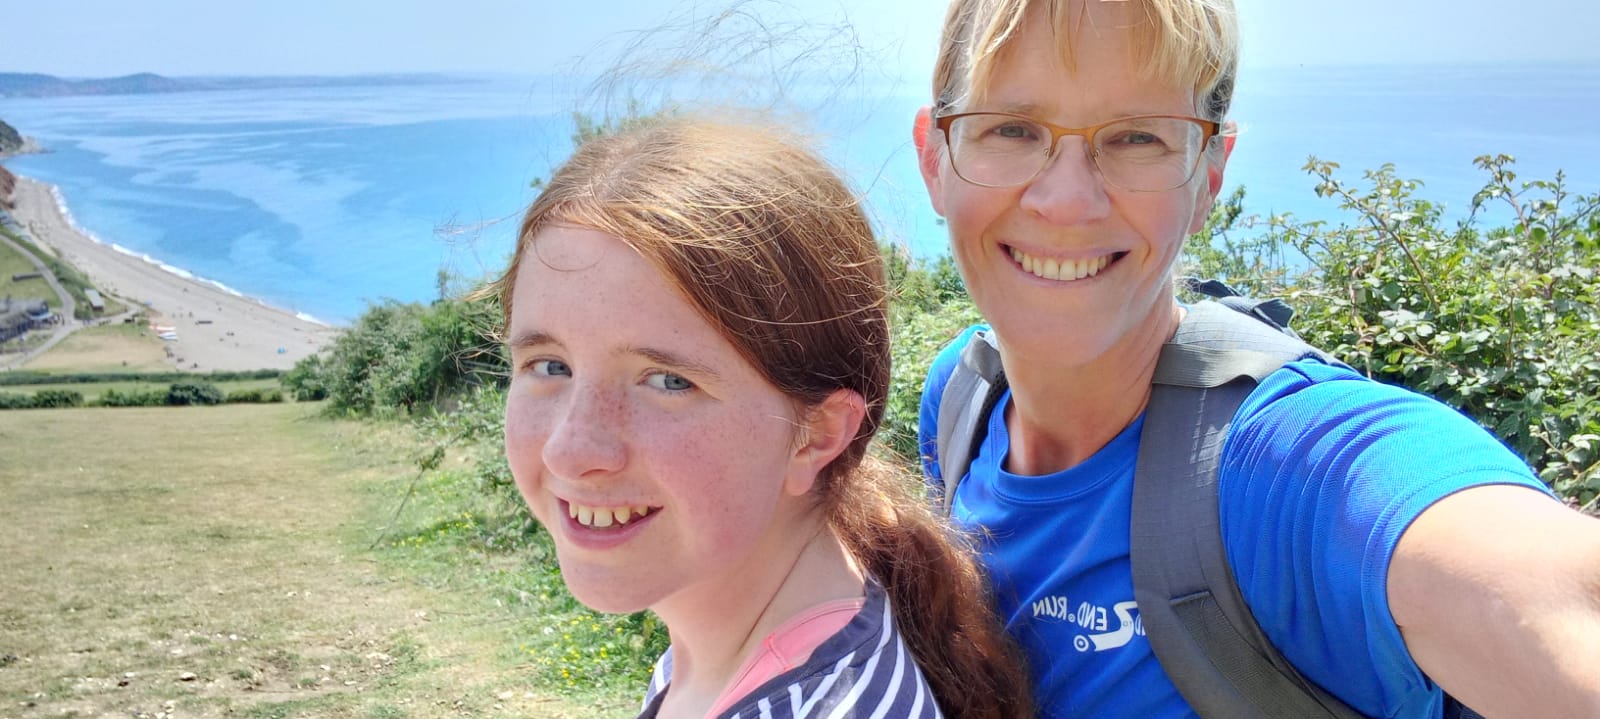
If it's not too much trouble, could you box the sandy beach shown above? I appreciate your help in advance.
[8,176,341,372]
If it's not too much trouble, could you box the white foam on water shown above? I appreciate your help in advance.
[45,182,334,328]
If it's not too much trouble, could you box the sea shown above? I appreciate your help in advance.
[2,63,1597,325]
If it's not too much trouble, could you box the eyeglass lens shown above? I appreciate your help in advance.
[947,114,1207,191]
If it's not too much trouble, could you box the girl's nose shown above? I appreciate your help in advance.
[540,384,628,480]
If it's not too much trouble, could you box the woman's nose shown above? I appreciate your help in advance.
[1018,137,1113,226]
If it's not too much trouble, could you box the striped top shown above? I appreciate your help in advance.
[636,580,945,719]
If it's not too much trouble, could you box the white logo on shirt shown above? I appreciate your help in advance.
[1032,597,1145,652]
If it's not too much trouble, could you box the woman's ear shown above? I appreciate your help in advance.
[1191,120,1238,234]
[914,106,947,217]
[1206,120,1238,197]
[783,389,867,497]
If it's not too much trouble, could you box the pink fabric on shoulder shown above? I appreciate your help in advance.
[705,597,867,717]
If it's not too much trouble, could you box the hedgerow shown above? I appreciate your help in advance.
[1184,155,1599,508]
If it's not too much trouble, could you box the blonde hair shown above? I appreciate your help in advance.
[932,0,1239,120]
[494,116,1031,718]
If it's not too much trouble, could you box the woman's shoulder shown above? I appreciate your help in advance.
[1237,357,1452,431]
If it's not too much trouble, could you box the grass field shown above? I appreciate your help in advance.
[0,403,633,718]
[0,241,59,311]
[17,323,172,373]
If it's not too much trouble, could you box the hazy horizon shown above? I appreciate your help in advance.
[3,1,1596,81]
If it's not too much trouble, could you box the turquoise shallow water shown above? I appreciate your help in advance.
[2,65,1596,324]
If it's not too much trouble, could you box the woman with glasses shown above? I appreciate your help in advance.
[912,0,1600,717]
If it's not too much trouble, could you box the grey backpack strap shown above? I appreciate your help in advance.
[933,330,1006,515]
[1132,301,1364,719]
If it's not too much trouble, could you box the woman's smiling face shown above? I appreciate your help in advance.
[502,225,813,615]
[919,7,1225,362]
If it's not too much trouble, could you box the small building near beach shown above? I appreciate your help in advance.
[84,288,105,313]
[0,297,51,342]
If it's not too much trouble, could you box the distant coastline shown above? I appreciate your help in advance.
[5,175,340,372]
[0,137,46,159]
[0,72,478,99]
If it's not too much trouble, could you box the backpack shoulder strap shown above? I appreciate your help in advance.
[1131,300,1364,719]
[933,329,1007,515]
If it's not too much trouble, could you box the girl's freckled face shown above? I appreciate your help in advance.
[502,226,805,614]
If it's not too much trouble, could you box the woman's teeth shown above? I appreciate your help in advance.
[1011,248,1112,281]
[568,502,654,528]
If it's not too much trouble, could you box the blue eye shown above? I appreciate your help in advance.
[994,122,1036,140]
[645,372,694,392]
[531,359,571,377]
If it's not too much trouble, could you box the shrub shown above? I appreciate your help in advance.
[881,247,980,463]
[32,389,84,408]
[0,369,283,387]
[280,354,328,401]
[0,392,36,410]
[226,388,285,404]
[166,381,224,406]
[1184,156,1600,508]
[99,388,167,407]
[287,289,506,417]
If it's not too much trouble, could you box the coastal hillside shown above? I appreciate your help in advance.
[0,118,21,153]
[0,72,468,98]
[0,164,15,209]
[0,118,18,208]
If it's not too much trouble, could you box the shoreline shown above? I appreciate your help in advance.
[5,175,340,372]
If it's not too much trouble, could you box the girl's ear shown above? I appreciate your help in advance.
[783,389,867,497]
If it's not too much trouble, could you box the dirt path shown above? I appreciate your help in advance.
[0,404,608,719]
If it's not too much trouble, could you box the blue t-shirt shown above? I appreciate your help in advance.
[918,325,1551,719]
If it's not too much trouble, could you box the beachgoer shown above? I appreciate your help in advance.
[497,117,1030,718]
[911,1,1600,717]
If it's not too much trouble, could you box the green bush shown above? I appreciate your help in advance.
[1184,156,1600,508]
[226,388,285,404]
[0,369,283,387]
[166,381,224,406]
[286,289,506,417]
[881,246,979,463]
[32,389,84,408]
[0,392,36,409]
[280,354,328,401]
[99,388,167,407]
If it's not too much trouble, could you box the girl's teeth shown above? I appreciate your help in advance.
[569,503,652,528]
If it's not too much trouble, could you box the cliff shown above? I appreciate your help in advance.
[0,119,21,154]
[0,164,14,210]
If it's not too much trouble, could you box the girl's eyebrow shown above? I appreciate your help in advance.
[506,329,558,351]
[628,345,724,382]
[507,330,724,382]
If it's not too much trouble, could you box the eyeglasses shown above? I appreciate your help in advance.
[933,112,1222,192]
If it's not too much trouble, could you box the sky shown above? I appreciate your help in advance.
[1,0,1597,81]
